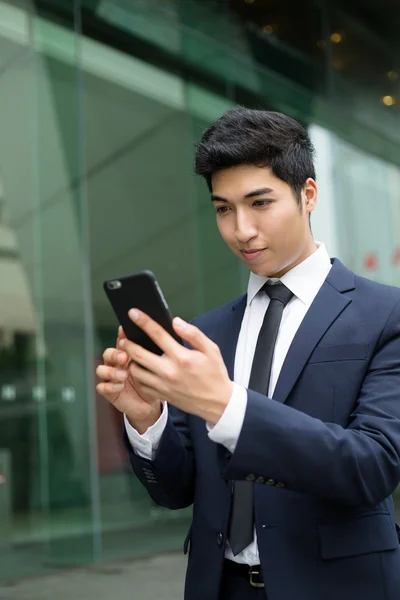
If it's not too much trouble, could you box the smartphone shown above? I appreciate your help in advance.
[103,270,180,355]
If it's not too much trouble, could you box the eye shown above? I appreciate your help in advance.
[215,206,230,215]
[253,199,272,207]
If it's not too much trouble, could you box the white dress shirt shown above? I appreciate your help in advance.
[125,242,332,565]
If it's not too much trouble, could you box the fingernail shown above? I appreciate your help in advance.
[175,317,187,330]
[116,370,127,380]
[113,383,124,391]
[117,352,125,362]
[129,309,139,321]
[119,339,126,348]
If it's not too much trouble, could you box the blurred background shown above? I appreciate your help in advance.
[0,0,400,593]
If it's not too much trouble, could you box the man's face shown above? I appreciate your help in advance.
[211,164,317,278]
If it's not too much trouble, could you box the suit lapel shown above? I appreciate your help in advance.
[273,259,355,404]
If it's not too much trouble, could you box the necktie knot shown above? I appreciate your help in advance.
[262,281,293,307]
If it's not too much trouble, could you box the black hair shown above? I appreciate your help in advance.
[194,107,315,203]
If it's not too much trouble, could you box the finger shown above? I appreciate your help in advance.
[103,347,129,366]
[129,361,165,395]
[173,317,216,355]
[118,326,127,340]
[96,364,128,383]
[128,309,181,356]
[96,382,124,397]
[118,338,166,376]
[116,327,128,353]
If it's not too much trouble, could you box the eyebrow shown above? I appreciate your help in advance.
[211,187,275,202]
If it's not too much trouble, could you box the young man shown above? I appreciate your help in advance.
[97,108,400,600]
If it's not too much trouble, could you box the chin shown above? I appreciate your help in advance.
[253,259,289,278]
[249,263,274,277]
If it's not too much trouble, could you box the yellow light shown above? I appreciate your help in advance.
[330,32,343,43]
[382,95,396,106]
[263,25,274,34]
[388,70,398,82]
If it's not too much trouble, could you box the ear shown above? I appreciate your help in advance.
[303,178,317,214]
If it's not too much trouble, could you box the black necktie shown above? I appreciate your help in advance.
[228,281,294,556]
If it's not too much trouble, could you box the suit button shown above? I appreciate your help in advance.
[246,474,256,481]
[255,477,265,483]
[217,532,224,546]
[266,478,275,486]
[276,482,285,488]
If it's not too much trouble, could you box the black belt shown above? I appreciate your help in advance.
[224,559,265,588]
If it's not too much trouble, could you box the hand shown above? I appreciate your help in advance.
[96,326,162,434]
[119,309,233,424]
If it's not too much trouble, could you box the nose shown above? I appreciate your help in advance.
[235,209,258,244]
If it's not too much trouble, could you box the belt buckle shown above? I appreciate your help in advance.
[249,566,265,589]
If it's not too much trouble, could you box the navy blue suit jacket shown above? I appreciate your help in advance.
[125,259,400,600]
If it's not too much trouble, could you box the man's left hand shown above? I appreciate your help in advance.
[118,309,233,424]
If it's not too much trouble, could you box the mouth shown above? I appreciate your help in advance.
[240,248,267,262]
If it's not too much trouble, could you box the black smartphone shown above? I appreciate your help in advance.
[103,270,180,355]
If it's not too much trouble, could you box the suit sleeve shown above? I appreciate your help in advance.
[221,298,400,507]
[124,405,195,510]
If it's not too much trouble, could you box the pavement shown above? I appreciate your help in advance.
[0,553,187,600]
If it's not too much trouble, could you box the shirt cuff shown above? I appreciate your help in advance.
[124,402,168,461]
[207,383,247,454]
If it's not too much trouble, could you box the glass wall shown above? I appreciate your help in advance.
[0,0,399,582]
[0,0,97,578]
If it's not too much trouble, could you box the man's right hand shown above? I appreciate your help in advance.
[96,326,162,434]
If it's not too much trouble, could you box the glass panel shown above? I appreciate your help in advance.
[0,0,97,579]
[331,135,400,285]
[97,0,182,56]
[31,11,99,568]
[327,5,400,147]
[0,0,47,578]
[228,0,326,93]
[82,37,194,559]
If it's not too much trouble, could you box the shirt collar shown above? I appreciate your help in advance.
[247,242,332,307]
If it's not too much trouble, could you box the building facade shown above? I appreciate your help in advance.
[0,0,400,581]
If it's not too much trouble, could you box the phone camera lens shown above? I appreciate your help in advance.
[107,280,121,290]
